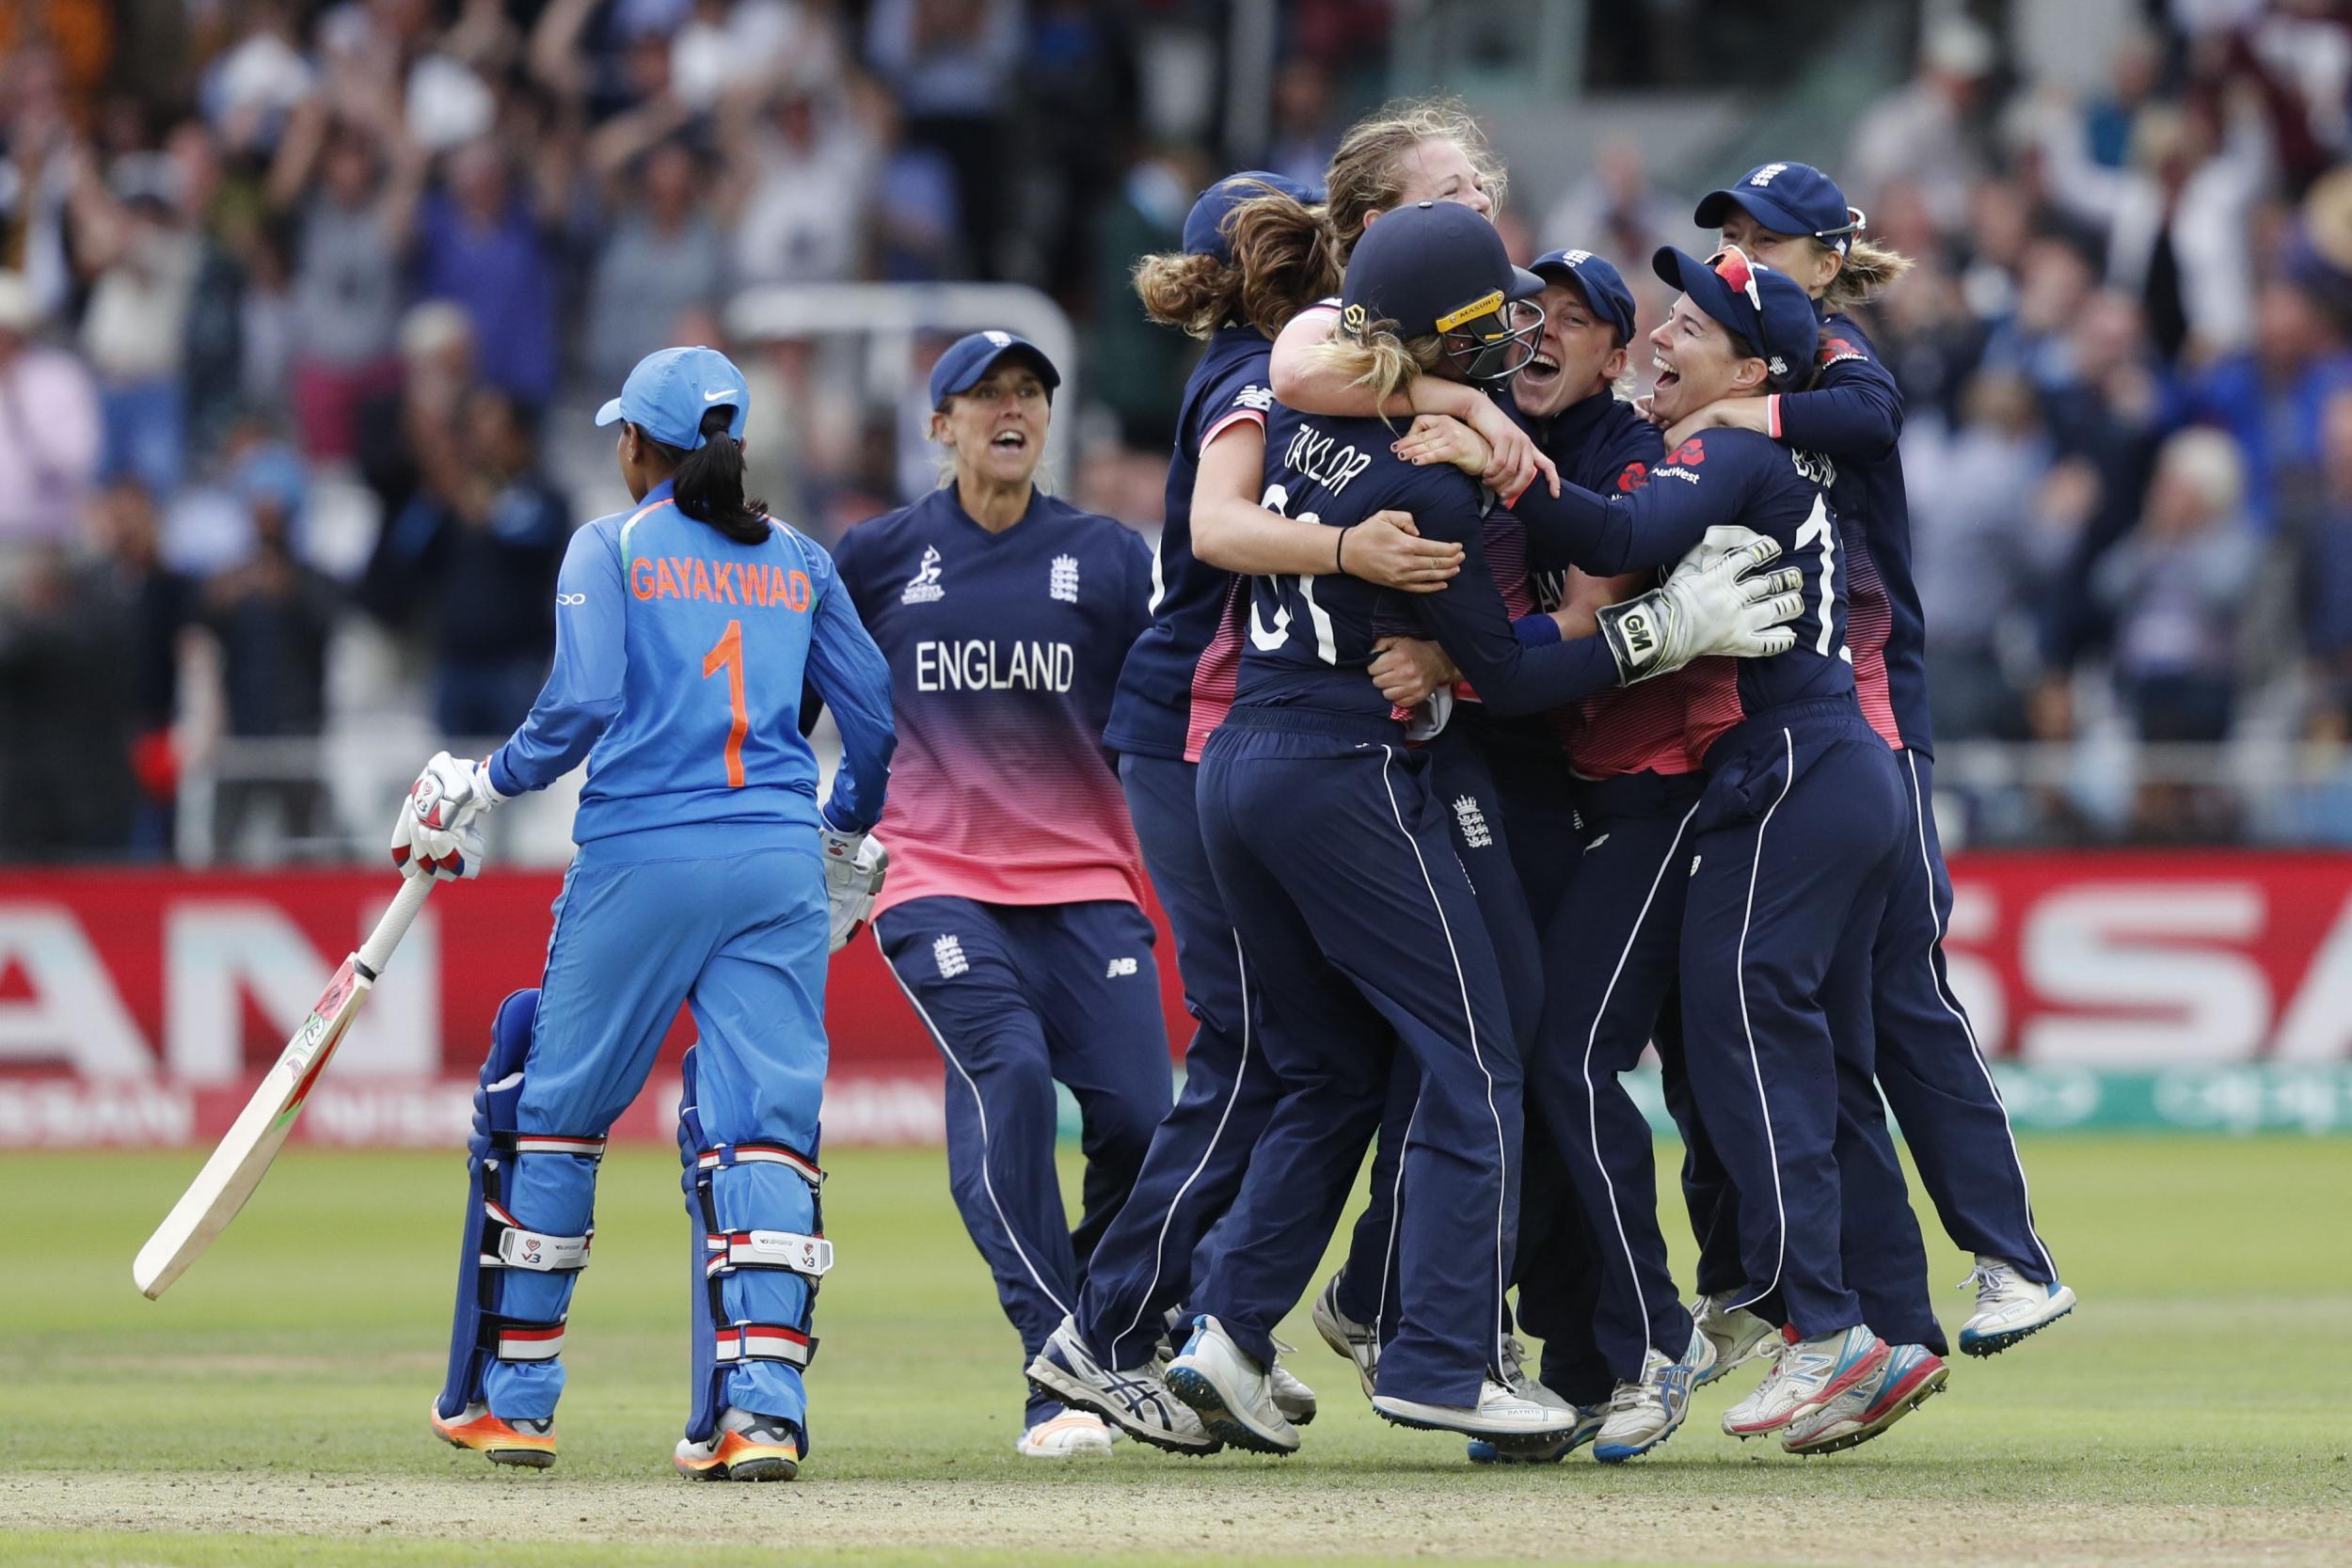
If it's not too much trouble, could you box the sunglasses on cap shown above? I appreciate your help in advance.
[1708,245,1764,310]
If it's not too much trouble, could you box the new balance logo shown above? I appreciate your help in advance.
[902,545,946,605]
[1050,554,1080,603]
[1105,957,1138,978]
[1232,383,1275,412]
[932,934,968,978]
[1453,794,1493,849]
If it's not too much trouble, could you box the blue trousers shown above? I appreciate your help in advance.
[1331,713,1549,1341]
[1669,751,2048,1335]
[876,895,1171,1421]
[1877,752,2058,1280]
[461,843,830,1430]
[1529,770,1706,1386]
[1068,753,1283,1370]
[1676,704,1916,1341]
[1197,711,1521,1406]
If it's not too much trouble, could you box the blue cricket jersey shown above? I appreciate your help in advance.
[487,478,896,850]
[1770,311,1923,754]
[1104,324,1277,761]
[1508,426,1851,762]
[1234,405,1629,722]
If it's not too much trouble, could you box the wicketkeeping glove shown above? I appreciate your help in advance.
[819,823,889,953]
[389,751,504,881]
[1596,528,1804,685]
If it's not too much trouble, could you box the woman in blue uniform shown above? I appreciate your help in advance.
[1667,162,2074,1375]
[829,331,1172,1459]
[1027,171,1465,1453]
[404,345,896,1482]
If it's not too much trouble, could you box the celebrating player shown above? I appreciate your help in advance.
[1164,202,1802,1453]
[1027,170,1463,1452]
[408,345,897,1481]
[830,331,1170,1460]
[1673,161,2074,1371]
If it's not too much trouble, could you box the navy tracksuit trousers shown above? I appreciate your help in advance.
[1330,713,1548,1338]
[1196,710,1522,1407]
[1066,752,1285,1370]
[876,896,1173,1421]
[1527,769,1707,1386]
[1676,701,1923,1341]
[1668,750,2053,1335]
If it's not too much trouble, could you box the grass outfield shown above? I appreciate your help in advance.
[1,1136,2346,1567]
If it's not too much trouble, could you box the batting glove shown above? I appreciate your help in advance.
[1597,529,1804,685]
[390,751,504,881]
[819,820,889,953]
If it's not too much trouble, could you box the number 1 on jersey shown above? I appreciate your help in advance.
[702,618,748,787]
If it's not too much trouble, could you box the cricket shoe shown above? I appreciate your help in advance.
[1310,1274,1379,1400]
[1373,1377,1576,1442]
[1721,1324,1890,1439]
[1957,1257,2077,1357]
[1782,1342,1948,1456]
[1014,1406,1115,1458]
[1465,1403,1606,1465]
[430,1401,555,1469]
[1691,1292,1781,1386]
[675,1407,803,1481]
[1026,1317,1221,1455]
[1593,1323,1715,1463]
[1268,1338,1318,1427]
[1165,1314,1300,1455]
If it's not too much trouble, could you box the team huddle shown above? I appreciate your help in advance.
[389,98,2076,1483]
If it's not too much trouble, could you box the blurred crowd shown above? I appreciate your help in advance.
[9,0,2352,859]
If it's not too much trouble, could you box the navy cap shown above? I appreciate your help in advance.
[1693,162,1865,255]
[1184,170,1322,263]
[929,330,1061,407]
[1342,200,1546,340]
[596,345,749,451]
[1531,247,1637,343]
[1652,245,1819,391]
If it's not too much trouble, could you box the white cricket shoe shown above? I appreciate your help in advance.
[1466,1402,1606,1464]
[1268,1339,1318,1427]
[1026,1316,1220,1455]
[1374,1376,1577,1441]
[1593,1323,1714,1463]
[1722,1324,1889,1439]
[1013,1407,1114,1459]
[1311,1275,1379,1400]
[1165,1315,1300,1454]
[1691,1292,1781,1386]
[1782,1342,1948,1456]
[1957,1257,2077,1357]
[1497,1332,1576,1412]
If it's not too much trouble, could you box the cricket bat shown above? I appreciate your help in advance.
[134,875,436,1300]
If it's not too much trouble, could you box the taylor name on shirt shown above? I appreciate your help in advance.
[1281,423,1374,497]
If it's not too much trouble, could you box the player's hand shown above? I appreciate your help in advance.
[819,821,888,953]
[1597,530,1803,684]
[1369,636,1458,707]
[1632,393,1662,427]
[1341,508,1462,593]
[1465,397,1559,499]
[389,751,502,880]
[1393,413,1490,477]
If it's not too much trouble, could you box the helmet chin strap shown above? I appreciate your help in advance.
[1444,307,1545,387]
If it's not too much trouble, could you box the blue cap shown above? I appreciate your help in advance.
[1342,200,1546,340]
[596,345,749,451]
[928,330,1061,407]
[1183,170,1322,263]
[1692,162,1864,255]
[1530,247,1637,343]
[1652,245,1819,391]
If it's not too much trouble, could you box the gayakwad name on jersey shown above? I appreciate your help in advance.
[915,638,1078,693]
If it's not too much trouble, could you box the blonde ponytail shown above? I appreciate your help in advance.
[1820,236,1914,313]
